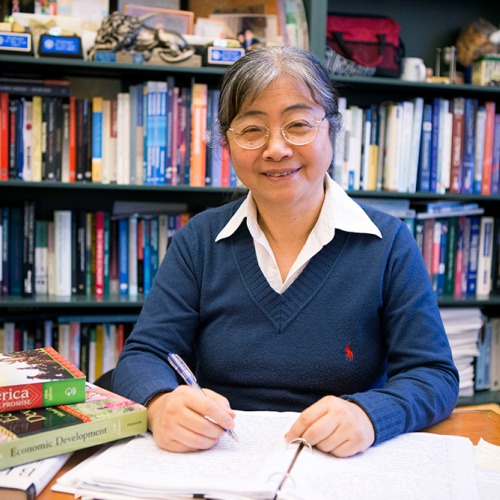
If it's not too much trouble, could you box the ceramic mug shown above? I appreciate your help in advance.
[401,57,426,82]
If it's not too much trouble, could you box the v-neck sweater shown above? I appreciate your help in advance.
[113,198,459,446]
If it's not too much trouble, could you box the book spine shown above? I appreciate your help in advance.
[491,113,500,195]
[466,216,481,296]
[8,98,19,180]
[128,215,138,297]
[473,105,487,194]
[0,92,9,180]
[22,200,35,297]
[461,98,477,194]
[189,83,208,187]
[476,216,494,297]
[481,101,496,195]
[95,211,105,298]
[91,96,103,183]
[118,217,129,296]
[0,406,146,469]
[448,97,465,193]
[34,220,48,295]
[417,103,432,192]
[54,210,72,296]
[31,95,42,182]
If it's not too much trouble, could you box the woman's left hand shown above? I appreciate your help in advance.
[285,395,375,457]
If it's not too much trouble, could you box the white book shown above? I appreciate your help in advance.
[408,97,424,193]
[47,220,56,296]
[476,216,495,297]
[435,98,450,194]
[360,108,372,191]
[441,110,453,192]
[383,102,403,192]
[399,100,414,192]
[53,210,72,297]
[348,105,363,190]
[340,107,352,190]
[22,100,33,181]
[332,96,346,185]
[0,452,72,499]
[116,92,131,185]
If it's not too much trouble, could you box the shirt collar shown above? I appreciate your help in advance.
[215,175,382,242]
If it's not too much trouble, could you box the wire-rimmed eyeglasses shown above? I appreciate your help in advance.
[227,116,327,150]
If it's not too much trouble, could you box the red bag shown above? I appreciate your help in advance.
[326,14,404,78]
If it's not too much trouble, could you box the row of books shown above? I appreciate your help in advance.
[0,345,147,473]
[331,96,500,195]
[360,200,497,298]
[0,78,239,187]
[0,202,191,298]
[0,316,137,383]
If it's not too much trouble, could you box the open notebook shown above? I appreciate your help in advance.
[53,410,479,499]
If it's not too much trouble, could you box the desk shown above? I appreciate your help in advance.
[38,410,500,499]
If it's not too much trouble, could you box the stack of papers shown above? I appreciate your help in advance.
[53,410,481,500]
[440,307,483,397]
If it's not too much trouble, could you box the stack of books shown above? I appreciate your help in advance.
[439,308,483,397]
[0,346,147,497]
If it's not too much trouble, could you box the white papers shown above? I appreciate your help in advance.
[475,438,500,499]
[54,410,481,500]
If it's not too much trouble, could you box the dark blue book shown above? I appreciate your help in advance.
[417,103,433,192]
[461,98,478,194]
[143,216,152,295]
[466,216,481,296]
[16,97,25,180]
[8,98,19,180]
[165,76,176,185]
[435,218,448,297]
[429,97,441,193]
[1,207,8,295]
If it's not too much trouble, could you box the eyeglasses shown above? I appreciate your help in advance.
[227,116,326,150]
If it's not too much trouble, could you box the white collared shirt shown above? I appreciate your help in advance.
[215,175,382,293]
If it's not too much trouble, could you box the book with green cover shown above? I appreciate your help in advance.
[0,382,147,469]
[0,346,86,413]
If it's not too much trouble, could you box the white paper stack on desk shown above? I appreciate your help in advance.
[53,410,480,500]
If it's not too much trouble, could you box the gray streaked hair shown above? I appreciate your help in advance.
[217,45,342,146]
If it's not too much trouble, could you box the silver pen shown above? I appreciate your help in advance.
[167,352,239,442]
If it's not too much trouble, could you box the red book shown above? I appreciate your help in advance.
[221,146,231,187]
[189,83,208,187]
[68,95,77,182]
[0,346,86,413]
[481,101,496,195]
[0,92,8,180]
[448,97,464,194]
[95,210,105,298]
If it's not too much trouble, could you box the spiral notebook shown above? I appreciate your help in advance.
[54,410,479,500]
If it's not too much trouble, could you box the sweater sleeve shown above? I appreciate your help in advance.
[345,221,459,445]
[112,222,202,405]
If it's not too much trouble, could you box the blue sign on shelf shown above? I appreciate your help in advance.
[39,34,83,58]
[0,32,32,53]
[207,46,245,65]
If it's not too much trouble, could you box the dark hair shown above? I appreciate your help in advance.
[217,46,341,146]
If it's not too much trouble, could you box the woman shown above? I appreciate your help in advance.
[112,46,459,458]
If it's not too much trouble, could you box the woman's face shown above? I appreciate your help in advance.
[227,77,333,211]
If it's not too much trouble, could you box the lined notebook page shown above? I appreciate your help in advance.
[59,411,480,500]
[282,432,479,500]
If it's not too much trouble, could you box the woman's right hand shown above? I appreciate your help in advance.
[146,386,236,452]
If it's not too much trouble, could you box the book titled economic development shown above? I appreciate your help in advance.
[0,382,147,469]
[0,346,86,413]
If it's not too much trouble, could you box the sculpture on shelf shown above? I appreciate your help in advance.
[87,11,195,63]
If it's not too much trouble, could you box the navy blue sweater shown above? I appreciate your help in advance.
[113,199,459,445]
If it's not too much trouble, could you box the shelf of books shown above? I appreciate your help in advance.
[1,11,500,403]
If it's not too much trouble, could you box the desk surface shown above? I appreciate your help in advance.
[38,409,500,499]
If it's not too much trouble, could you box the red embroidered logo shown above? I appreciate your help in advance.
[345,343,354,362]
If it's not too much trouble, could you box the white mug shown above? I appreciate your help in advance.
[401,57,426,82]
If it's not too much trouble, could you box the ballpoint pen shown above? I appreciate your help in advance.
[167,352,239,442]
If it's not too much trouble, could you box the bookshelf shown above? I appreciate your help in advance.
[1,0,500,400]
